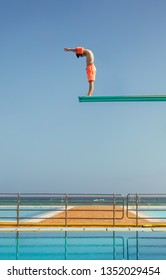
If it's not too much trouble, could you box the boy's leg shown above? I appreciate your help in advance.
[87,81,94,96]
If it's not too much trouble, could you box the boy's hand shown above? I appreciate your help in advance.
[64,48,69,51]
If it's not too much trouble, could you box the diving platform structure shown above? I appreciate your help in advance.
[78,95,166,102]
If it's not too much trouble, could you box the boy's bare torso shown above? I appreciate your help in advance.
[84,49,94,66]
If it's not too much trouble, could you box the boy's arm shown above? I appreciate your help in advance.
[64,48,76,52]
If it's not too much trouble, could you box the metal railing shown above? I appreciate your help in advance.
[0,193,166,227]
[0,193,124,227]
[127,193,166,226]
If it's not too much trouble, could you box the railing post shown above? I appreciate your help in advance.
[136,193,139,227]
[17,193,20,227]
[65,193,68,227]
[113,194,115,226]
[126,194,129,219]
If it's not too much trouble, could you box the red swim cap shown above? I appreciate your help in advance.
[75,47,84,54]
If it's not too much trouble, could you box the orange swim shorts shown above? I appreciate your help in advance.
[86,63,96,82]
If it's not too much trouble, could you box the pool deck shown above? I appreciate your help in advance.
[0,227,166,232]
[0,206,166,230]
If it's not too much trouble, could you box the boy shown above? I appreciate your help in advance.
[64,47,96,96]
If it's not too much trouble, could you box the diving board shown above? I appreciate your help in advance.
[78,95,166,102]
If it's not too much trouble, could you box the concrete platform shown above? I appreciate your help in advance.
[0,227,166,232]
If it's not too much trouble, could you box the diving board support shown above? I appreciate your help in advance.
[78,95,166,102]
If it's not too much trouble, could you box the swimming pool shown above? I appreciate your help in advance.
[0,206,63,221]
[143,211,166,219]
[0,231,166,260]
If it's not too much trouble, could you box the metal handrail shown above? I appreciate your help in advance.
[127,193,166,226]
[17,193,20,227]
[1,193,166,227]
[0,193,124,227]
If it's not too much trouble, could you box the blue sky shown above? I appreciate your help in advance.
[0,0,166,194]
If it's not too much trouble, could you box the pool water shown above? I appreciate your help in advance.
[0,207,61,220]
[143,211,166,219]
[0,231,166,260]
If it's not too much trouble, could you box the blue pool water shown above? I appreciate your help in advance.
[143,211,166,219]
[0,207,60,220]
[0,231,166,260]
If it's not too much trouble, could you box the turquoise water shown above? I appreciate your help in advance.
[0,207,60,220]
[0,231,166,260]
[143,211,166,219]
